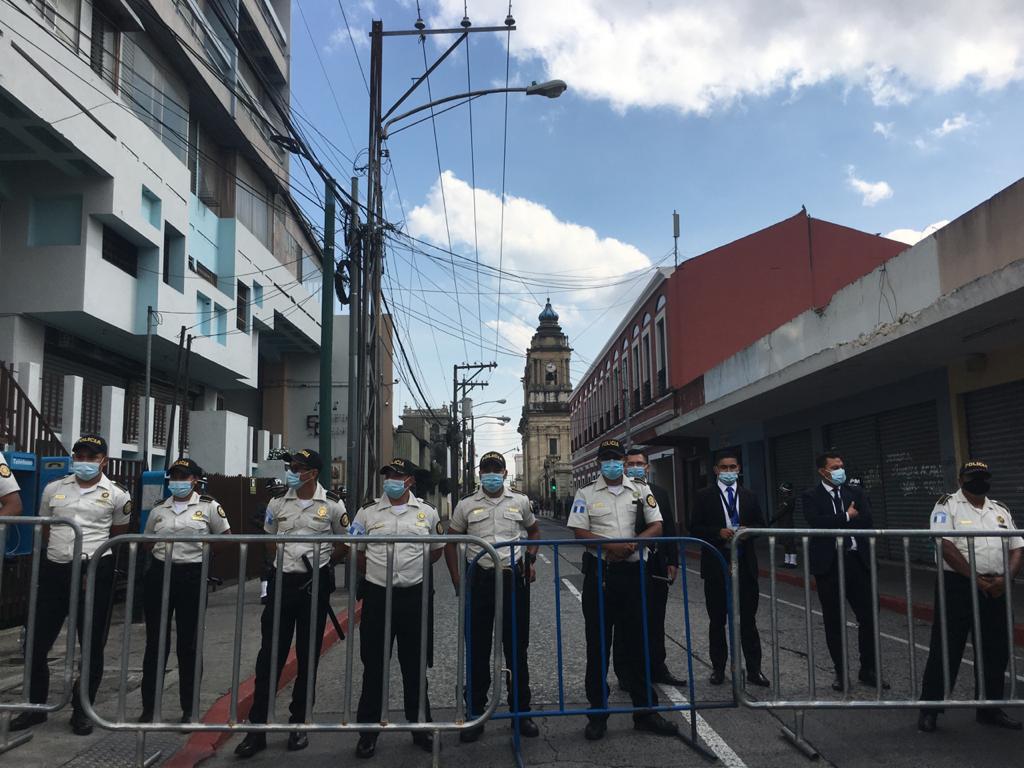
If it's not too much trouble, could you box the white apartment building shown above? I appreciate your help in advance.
[0,0,325,474]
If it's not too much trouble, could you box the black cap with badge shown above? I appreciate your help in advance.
[73,434,108,456]
[168,457,203,477]
[380,457,418,476]
[597,438,625,459]
[281,449,323,471]
[479,451,506,470]
[959,460,991,478]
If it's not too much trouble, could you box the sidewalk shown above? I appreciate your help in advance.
[0,575,354,767]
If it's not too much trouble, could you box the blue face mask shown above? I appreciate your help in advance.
[72,461,101,481]
[285,469,304,488]
[167,480,193,498]
[718,471,739,486]
[830,468,847,486]
[625,466,646,480]
[600,460,624,481]
[480,473,505,493]
[383,479,408,499]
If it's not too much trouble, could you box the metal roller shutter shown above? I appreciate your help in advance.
[966,380,1024,528]
[771,430,814,525]
[824,415,885,528]
[878,401,945,561]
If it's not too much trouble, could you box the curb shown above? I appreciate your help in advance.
[164,600,362,768]
[684,549,1024,646]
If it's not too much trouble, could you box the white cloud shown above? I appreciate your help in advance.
[485,318,536,354]
[872,121,894,139]
[430,1,1024,114]
[846,165,893,207]
[885,220,950,245]
[931,113,973,137]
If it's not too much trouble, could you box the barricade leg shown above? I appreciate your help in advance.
[780,710,819,760]
[0,712,33,755]
[677,554,719,763]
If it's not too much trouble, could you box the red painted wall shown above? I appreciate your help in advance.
[666,211,907,388]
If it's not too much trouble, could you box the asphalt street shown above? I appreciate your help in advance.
[199,516,1023,768]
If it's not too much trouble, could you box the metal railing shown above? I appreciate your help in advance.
[0,517,84,755]
[731,527,1023,758]
[79,533,504,767]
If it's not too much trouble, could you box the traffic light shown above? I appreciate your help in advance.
[550,478,557,493]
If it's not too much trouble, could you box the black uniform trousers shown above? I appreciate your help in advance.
[141,561,203,715]
[466,564,531,717]
[704,558,762,675]
[920,573,1010,713]
[248,568,331,724]
[357,581,433,729]
[28,556,115,709]
[815,550,876,675]
[581,553,658,723]
[612,569,670,684]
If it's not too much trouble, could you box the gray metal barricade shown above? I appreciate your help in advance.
[731,528,1022,758]
[0,516,84,755]
[79,533,503,768]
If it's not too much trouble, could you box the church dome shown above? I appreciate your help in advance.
[538,298,559,323]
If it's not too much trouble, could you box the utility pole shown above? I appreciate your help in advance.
[320,179,336,465]
[346,176,361,501]
[673,210,680,268]
[141,306,154,471]
[449,362,496,502]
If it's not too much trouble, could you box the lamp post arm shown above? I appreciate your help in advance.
[381,31,469,123]
[383,87,528,137]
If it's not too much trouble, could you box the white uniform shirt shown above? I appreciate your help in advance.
[144,491,230,563]
[0,452,20,498]
[449,488,536,569]
[718,480,740,528]
[352,495,443,587]
[264,484,348,573]
[930,489,1023,574]
[567,475,662,562]
[40,474,132,562]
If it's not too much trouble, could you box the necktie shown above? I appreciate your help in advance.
[833,489,852,550]
[727,486,739,528]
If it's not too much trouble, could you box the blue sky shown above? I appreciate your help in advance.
[288,0,1024,461]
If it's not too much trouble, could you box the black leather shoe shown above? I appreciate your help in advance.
[460,723,484,742]
[287,730,309,751]
[9,711,46,731]
[180,712,193,724]
[832,673,847,692]
[516,717,539,737]
[653,670,688,686]
[355,733,377,758]
[634,712,679,736]
[137,710,154,724]
[747,671,770,687]
[412,731,434,752]
[918,712,937,732]
[234,733,267,758]
[976,710,1023,730]
[858,671,891,690]
[584,719,607,741]
[70,710,93,736]
[709,669,725,686]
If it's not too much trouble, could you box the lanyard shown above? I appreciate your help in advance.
[719,488,739,527]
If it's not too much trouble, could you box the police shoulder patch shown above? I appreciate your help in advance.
[325,490,341,502]
[0,464,11,478]
[123,500,133,516]
[646,494,657,508]
[217,505,226,519]
[931,510,948,525]
[435,520,444,535]
[341,512,350,528]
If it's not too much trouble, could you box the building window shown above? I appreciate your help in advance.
[188,256,218,288]
[237,178,271,248]
[214,303,228,345]
[29,195,81,246]
[549,438,558,456]
[90,8,118,88]
[196,293,212,336]
[34,0,80,51]
[655,315,668,396]
[252,281,264,306]
[101,225,138,277]
[236,281,250,331]
[631,344,641,412]
[641,332,652,405]
[121,34,189,161]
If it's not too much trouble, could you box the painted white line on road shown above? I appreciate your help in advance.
[539,553,552,564]
[562,573,747,766]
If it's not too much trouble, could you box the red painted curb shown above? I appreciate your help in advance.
[163,599,362,768]
[684,549,1024,646]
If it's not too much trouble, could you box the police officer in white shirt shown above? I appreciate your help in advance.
[353,458,443,759]
[0,451,24,517]
[445,451,540,742]
[140,458,230,723]
[10,434,131,736]
[918,460,1024,733]
[235,449,348,758]
[567,439,678,742]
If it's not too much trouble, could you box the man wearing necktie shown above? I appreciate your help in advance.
[690,450,769,687]
[801,451,887,692]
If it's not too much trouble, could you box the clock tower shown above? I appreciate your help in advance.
[518,299,573,507]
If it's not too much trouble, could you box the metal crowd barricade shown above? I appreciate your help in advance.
[463,536,733,767]
[731,527,1023,759]
[79,532,503,768]
[0,516,84,756]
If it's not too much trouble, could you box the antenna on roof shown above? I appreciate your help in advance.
[672,210,680,267]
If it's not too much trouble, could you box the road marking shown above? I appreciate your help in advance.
[562,573,746,766]
[538,552,552,564]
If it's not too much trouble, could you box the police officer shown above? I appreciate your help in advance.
[568,439,678,741]
[918,460,1023,733]
[774,482,798,568]
[10,434,131,736]
[445,451,540,742]
[0,450,24,517]
[353,458,443,759]
[235,449,347,758]
[614,447,686,689]
[139,458,230,723]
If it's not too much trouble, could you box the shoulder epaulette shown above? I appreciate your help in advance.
[269,486,288,499]
[936,494,951,505]
[199,494,215,503]
[325,490,341,502]
[113,481,129,493]
[992,499,1009,511]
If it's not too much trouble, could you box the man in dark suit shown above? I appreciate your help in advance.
[802,451,887,691]
[613,448,686,689]
[689,450,769,687]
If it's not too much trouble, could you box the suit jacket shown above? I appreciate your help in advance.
[645,481,679,573]
[800,483,874,575]
[690,484,764,580]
